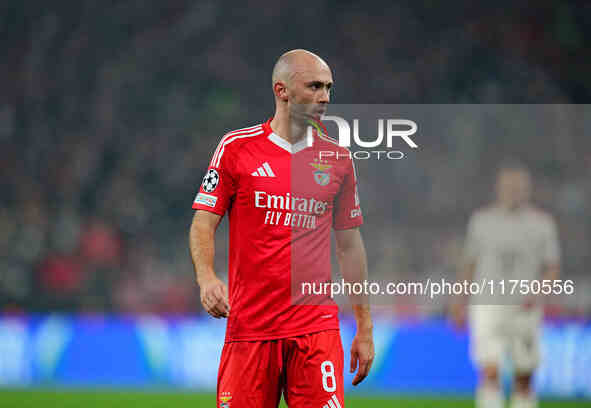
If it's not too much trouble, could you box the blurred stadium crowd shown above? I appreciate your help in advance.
[1,1,590,316]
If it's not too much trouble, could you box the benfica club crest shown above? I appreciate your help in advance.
[310,160,332,186]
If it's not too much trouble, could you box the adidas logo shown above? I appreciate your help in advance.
[322,395,342,408]
[251,162,276,177]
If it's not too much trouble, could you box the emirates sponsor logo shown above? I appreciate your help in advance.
[254,191,328,230]
[254,191,328,215]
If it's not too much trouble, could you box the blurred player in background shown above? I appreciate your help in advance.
[189,49,374,407]
[452,161,561,408]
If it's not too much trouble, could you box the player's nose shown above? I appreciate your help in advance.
[318,88,330,104]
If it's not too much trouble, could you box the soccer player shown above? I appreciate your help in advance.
[189,49,375,407]
[452,162,561,408]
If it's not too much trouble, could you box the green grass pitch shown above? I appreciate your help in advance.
[1,390,590,408]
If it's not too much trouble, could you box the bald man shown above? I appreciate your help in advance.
[190,50,374,407]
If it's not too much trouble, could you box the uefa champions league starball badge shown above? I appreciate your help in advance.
[202,169,220,193]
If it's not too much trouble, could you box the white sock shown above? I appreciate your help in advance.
[510,393,537,408]
[476,386,504,408]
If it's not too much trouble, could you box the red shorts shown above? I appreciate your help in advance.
[217,329,345,408]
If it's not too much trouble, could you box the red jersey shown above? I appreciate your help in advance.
[192,118,363,342]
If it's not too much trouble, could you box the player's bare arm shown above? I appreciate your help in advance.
[543,214,561,282]
[335,227,375,386]
[189,210,230,318]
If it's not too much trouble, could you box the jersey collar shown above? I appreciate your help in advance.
[263,117,313,154]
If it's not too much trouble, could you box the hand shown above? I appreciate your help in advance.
[199,276,230,318]
[350,330,375,386]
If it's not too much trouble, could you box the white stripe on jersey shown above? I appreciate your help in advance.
[316,131,357,181]
[316,131,340,146]
[315,131,357,182]
[262,162,275,177]
[214,129,264,168]
[210,125,262,167]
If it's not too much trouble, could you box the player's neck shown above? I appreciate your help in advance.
[270,111,308,145]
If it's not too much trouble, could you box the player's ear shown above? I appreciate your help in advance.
[273,81,289,102]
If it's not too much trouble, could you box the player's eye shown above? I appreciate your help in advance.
[308,82,332,93]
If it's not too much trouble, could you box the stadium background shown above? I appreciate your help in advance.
[1,1,591,407]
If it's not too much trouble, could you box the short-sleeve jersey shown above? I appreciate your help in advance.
[464,206,560,284]
[193,118,363,342]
